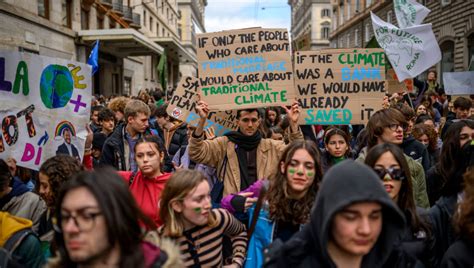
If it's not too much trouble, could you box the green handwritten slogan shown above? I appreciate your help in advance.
[197,28,295,110]
[295,49,386,125]
[166,76,238,136]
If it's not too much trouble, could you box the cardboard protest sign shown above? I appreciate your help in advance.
[196,28,295,110]
[295,49,386,125]
[394,0,430,28]
[371,12,441,81]
[0,52,91,170]
[442,72,474,95]
[166,76,238,136]
[387,68,409,94]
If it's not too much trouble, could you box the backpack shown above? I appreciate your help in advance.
[0,228,35,268]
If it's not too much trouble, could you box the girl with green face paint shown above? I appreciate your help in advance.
[220,140,323,268]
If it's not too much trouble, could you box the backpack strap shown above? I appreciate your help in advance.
[3,228,34,253]
[129,171,137,186]
[247,181,269,240]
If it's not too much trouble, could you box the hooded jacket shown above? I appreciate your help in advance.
[264,160,420,268]
[0,178,46,232]
[0,212,44,267]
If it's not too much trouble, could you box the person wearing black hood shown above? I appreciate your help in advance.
[188,98,303,197]
[264,160,421,268]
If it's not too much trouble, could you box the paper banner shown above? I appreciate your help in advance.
[196,28,295,110]
[295,49,386,125]
[166,76,238,136]
[0,51,92,170]
[371,12,441,81]
[394,0,430,28]
[442,72,474,95]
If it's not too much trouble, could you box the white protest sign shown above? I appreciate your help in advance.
[371,12,441,81]
[0,52,92,170]
[394,0,430,28]
[442,72,474,95]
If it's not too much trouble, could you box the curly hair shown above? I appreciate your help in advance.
[267,140,322,225]
[39,155,83,207]
[107,96,130,114]
[412,123,438,152]
[454,170,474,241]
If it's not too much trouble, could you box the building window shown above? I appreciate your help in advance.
[81,8,89,30]
[38,0,49,19]
[321,9,330,17]
[347,0,351,19]
[156,23,160,36]
[440,40,455,85]
[340,4,344,23]
[468,33,474,69]
[347,33,351,47]
[322,25,330,40]
[365,23,370,42]
[387,10,393,24]
[144,10,147,27]
[366,0,372,7]
[124,77,132,96]
[355,29,359,47]
[97,14,104,29]
[112,73,120,94]
[61,0,72,28]
[162,28,165,36]
[355,0,360,12]
[150,17,153,31]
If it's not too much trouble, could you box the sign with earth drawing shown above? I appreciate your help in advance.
[0,51,92,170]
[371,12,441,81]
[196,28,295,110]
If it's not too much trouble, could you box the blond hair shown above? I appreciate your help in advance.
[107,96,130,114]
[124,100,151,120]
[159,170,216,237]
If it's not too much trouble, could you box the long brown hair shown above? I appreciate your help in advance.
[267,140,322,225]
[365,143,430,235]
[159,170,216,238]
[454,170,474,241]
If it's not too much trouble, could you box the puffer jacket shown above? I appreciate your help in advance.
[189,129,304,196]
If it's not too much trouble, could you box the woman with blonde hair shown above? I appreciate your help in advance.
[159,169,247,267]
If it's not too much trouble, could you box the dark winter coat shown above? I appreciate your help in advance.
[428,195,458,268]
[441,112,457,141]
[441,239,474,268]
[166,123,188,159]
[100,123,172,172]
[264,160,422,268]
[400,135,430,172]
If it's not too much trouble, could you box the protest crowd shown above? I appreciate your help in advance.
[2,2,474,267]
[1,81,473,267]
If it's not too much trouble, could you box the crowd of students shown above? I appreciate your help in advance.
[1,84,473,268]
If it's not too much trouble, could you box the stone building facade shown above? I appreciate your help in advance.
[288,0,332,51]
[0,0,205,96]
[330,0,474,83]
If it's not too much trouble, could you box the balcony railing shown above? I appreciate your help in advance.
[112,0,124,15]
[100,0,112,7]
[123,5,133,22]
[130,13,141,28]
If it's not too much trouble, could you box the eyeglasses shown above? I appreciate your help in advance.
[53,211,103,233]
[373,167,406,181]
[387,123,407,132]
